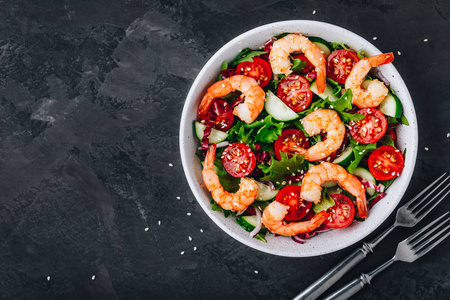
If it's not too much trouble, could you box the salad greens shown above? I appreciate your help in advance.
[195,32,407,244]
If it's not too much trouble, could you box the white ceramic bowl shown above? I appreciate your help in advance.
[179,20,418,257]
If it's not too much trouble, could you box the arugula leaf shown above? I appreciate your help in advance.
[377,134,395,147]
[274,32,291,39]
[357,49,367,59]
[211,199,235,218]
[313,188,335,213]
[213,159,240,192]
[267,74,287,91]
[255,115,284,144]
[331,42,350,51]
[259,152,306,183]
[291,58,307,73]
[296,99,327,119]
[322,88,364,123]
[234,50,267,65]
[347,138,377,174]
[400,115,409,125]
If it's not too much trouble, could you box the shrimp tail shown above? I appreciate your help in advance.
[357,197,368,219]
[368,52,394,67]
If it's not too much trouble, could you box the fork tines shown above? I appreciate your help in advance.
[407,211,450,258]
[407,173,450,220]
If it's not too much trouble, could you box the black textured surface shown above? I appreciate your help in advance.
[1,1,450,299]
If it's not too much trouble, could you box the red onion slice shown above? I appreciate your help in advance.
[259,180,276,191]
[249,208,262,238]
[376,70,391,87]
[369,192,386,208]
[291,235,306,244]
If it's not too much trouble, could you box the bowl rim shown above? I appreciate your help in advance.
[179,20,418,257]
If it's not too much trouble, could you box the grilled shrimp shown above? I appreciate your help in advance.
[262,201,328,236]
[345,53,394,109]
[269,34,326,94]
[202,143,259,211]
[284,109,345,161]
[198,75,265,124]
[301,162,367,218]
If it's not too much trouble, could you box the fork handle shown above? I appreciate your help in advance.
[321,274,370,300]
[293,244,372,300]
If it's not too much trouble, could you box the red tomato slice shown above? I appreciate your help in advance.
[324,194,355,229]
[349,108,387,144]
[277,74,313,112]
[326,49,360,84]
[235,57,272,87]
[368,145,404,181]
[210,99,234,131]
[222,143,256,178]
[276,185,312,221]
[292,54,315,73]
[274,128,309,161]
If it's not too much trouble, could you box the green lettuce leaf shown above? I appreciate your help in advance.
[347,138,377,174]
[291,58,307,73]
[255,115,284,144]
[313,188,335,213]
[259,152,306,183]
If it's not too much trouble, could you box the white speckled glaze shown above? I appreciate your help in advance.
[179,20,418,257]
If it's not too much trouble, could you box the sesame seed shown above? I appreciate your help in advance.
[181,251,185,255]
[424,147,429,151]
[194,246,197,251]
[312,10,316,14]
[447,133,450,138]
[373,37,377,40]
[158,220,161,226]
[187,212,192,216]
[423,38,428,42]
[397,51,401,55]
[176,196,181,200]
[168,163,173,167]
[145,227,149,231]
[254,270,259,274]
[92,275,96,280]
[200,229,204,233]
[47,276,50,281]
[188,236,192,241]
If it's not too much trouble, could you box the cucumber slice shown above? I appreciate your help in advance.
[322,181,337,188]
[256,181,279,201]
[332,145,354,167]
[236,215,261,230]
[265,90,299,121]
[235,215,268,242]
[310,81,339,102]
[194,121,229,144]
[353,167,376,196]
[309,36,332,57]
[379,93,403,118]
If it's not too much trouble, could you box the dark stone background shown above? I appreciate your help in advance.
[0,0,449,299]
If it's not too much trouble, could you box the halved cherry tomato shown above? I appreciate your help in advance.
[349,108,387,144]
[235,57,272,87]
[277,74,313,112]
[222,143,256,178]
[292,53,315,73]
[276,185,312,221]
[326,49,360,84]
[324,194,355,229]
[368,145,404,181]
[274,128,309,161]
[210,99,234,131]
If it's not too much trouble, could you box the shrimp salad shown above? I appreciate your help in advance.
[194,33,408,243]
